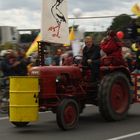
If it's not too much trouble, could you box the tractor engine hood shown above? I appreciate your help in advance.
[29,66,82,79]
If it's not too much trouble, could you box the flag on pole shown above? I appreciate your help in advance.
[41,0,70,44]
[64,27,75,47]
[26,33,41,57]
[131,3,140,16]
[69,27,75,41]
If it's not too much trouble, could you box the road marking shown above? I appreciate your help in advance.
[0,105,92,121]
[107,131,140,140]
[0,116,8,120]
[1,113,140,140]
[0,111,50,121]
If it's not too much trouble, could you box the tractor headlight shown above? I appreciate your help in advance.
[56,76,61,83]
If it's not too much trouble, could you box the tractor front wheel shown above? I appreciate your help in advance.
[98,72,130,121]
[56,99,79,130]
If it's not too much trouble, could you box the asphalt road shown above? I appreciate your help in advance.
[1,104,140,140]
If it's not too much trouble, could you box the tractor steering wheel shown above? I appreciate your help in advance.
[73,55,83,65]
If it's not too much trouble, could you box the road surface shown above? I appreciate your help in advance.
[0,104,140,140]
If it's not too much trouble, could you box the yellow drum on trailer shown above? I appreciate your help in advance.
[9,76,39,122]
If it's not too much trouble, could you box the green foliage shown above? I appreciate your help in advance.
[0,42,19,51]
[3,42,14,49]
[84,14,134,44]
[20,33,38,43]
[0,44,4,51]
[135,17,140,26]
[20,34,33,43]
[84,32,106,44]
[108,14,132,32]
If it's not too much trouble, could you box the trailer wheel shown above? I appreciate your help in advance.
[11,122,29,127]
[98,72,130,121]
[56,99,79,130]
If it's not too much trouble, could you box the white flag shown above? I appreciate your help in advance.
[41,0,70,44]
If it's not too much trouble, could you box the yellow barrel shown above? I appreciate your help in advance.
[9,76,39,122]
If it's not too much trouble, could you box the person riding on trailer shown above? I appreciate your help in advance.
[132,39,140,73]
[100,30,126,66]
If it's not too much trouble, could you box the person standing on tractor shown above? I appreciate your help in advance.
[132,39,140,73]
[82,36,100,82]
[100,30,126,66]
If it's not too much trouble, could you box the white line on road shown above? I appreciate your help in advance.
[107,131,140,140]
[0,105,92,121]
[1,113,140,140]
[0,116,8,120]
[0,111,50,121]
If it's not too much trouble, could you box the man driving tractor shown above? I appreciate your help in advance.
[82,36,101,82]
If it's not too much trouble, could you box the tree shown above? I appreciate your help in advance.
[20,34,32,43]
[0,42,19,50]
[108,14,132,32]
[84,31,106,44]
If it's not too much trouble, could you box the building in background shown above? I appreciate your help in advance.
[0,26,19,45]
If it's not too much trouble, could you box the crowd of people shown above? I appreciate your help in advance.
[0,30,140,100]
[0,46,77,78]
[0,49,30,77]
[0,32,139,78]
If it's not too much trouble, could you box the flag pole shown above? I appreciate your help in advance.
[37,40,53,66]
[37,41,45,66]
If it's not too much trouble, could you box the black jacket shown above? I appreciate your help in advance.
[136,50,140,69]
[82,45,100,66]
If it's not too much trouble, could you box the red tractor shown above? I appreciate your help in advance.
[9,41,138,130]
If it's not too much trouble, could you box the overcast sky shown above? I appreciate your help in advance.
[0,0,139,31]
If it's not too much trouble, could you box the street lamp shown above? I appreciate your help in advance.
[71,8,83,56]
[72,8,84,40]
[72,8,82,18]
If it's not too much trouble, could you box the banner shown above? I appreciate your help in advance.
[41,0,70,44]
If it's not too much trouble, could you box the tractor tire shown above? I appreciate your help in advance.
[11,122,29,127]
[98,72,130,121]
[56,99,79,130]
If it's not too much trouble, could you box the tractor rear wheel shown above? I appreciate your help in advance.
[98,72,130,121]
[56,99,79,130]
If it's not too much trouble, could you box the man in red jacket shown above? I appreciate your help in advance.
[100,30,125,66]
